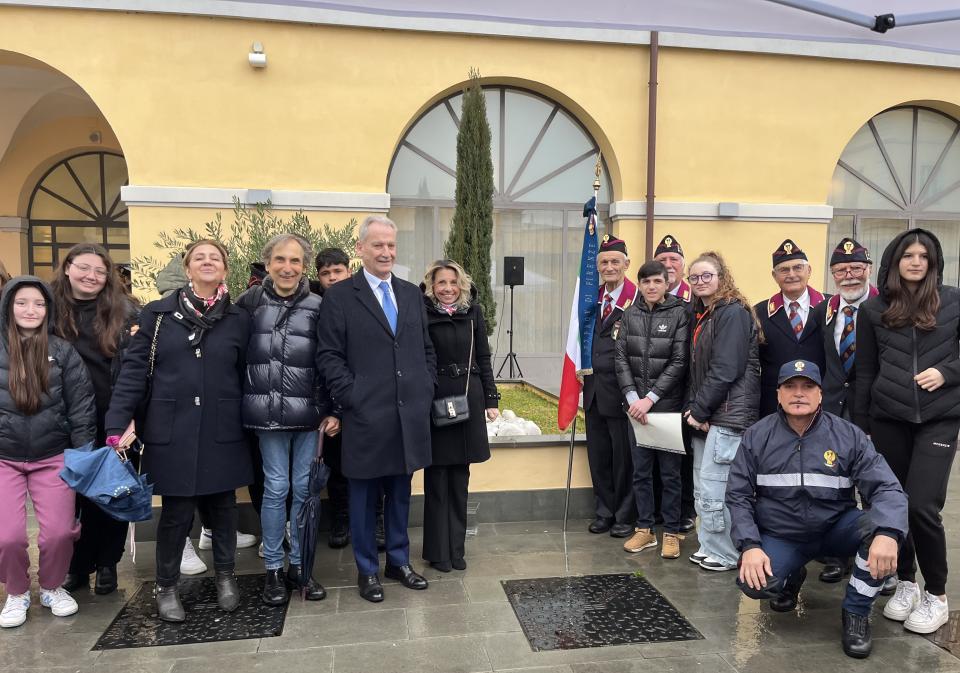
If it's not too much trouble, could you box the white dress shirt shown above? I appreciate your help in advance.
[833,292,869,354]
[363,267,397,311]
[601,281,625,313]
[782,288,811,325]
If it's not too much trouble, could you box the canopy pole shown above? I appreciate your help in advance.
[762,0,875,29]
[644,30,659,259]
[897,10,960,27]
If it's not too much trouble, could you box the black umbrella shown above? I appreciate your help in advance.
[295,431,331,598]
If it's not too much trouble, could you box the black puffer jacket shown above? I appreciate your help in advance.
[854,228,960,431]
[614,294,689,412]
[237,278,331,431]
[0,277,96,462]
[686,299,760,431]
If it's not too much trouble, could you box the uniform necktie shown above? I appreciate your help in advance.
[840,305,856,373]
[601,293,613,322]
[788,301,803,338]
[379,280,397,333]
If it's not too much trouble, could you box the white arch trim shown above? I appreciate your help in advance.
[120,185,390,212]
[610,200,833,223]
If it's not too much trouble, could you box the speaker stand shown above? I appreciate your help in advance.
[496,284,523,379]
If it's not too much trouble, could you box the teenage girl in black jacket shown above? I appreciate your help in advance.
[855,228,960,634]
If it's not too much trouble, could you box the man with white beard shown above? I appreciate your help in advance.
[808,237,894,595]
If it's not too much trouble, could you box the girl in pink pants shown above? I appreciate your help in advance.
[0,277,95,628]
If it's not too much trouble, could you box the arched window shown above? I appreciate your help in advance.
[388,86,611,375]
[28,151,129,281]
[828,106,960,286]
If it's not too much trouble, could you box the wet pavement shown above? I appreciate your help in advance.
[4,458,960,672]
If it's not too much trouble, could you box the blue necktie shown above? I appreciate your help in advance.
[839,305,856,373]
[379,280,397,333]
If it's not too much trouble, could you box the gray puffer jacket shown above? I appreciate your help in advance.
[0,277,96,461]
[614,294,690,412]
[237,277,331,431]
[686,299,760,431]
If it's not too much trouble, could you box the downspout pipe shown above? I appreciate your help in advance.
[645,31,659,259]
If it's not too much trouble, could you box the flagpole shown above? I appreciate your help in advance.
[561,154,603,534]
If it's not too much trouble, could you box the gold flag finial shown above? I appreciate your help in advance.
[593,153,603,193]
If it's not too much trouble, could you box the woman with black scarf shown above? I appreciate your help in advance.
[105,239,253,622]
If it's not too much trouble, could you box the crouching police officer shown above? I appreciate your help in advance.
[726,360,907,659]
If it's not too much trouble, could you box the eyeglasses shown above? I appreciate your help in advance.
[687,272,716,285]
[774,263,808,276]
[830,264,869,279]
[70,262,108,278]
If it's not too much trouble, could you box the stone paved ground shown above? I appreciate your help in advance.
[5,459,960,673]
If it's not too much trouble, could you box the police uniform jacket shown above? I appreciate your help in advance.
[583,279,639,417]
[808,287,878,419]
[754,289,827,417]
[726,408,907,552]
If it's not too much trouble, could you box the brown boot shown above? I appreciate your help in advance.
[661,532,683,559]
[623,528,657,553]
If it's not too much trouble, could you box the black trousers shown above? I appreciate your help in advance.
[653,443,696,521]
[585,406,636,525]
[635,446,682,533]
[156,491,237,587]
[324,434,350,524]
[68,495,129,574]
[870,416,960,596]
[422,464,470,564]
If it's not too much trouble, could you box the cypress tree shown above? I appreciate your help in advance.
[445,69,496,335]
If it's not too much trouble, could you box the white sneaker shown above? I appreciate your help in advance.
[883,580,921,621]
[258,542,265,558]
[905,592,949,634]
[180,537,208,575]
[0,593,30,628]
[197,527,259,550]
[198,527,213,550]
[699,556,737,571]
[689,549,708,565]
[236,531,258,549]
[39,587,78,617]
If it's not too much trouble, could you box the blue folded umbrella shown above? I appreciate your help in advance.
[60,443,154,523]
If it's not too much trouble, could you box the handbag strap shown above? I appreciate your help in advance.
[147,314,163,379]
[464,320,474,397]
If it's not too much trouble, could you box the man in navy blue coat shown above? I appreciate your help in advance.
[317,215,437,602]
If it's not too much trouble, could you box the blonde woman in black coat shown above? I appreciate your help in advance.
[421,260,499,572]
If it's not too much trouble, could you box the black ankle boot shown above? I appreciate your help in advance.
[841,609,872,658]
[285,565,327,601]
[329,518,350,549]
[95,565,118,595]
[156,584,185,622]
[216,570,240,612]
[770,566,807,612]
[261,568,288,606]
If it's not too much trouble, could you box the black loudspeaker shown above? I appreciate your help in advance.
[504,256,525,286]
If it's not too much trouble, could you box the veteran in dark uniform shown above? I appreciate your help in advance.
[583,235,639,538]
[653,234,695,532]
[754,239,827,417]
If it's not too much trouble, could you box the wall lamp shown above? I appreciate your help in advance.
[249,42,267,69]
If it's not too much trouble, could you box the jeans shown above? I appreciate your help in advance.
[755,508,887,616]
[634,444,682,533]
[691,425,740,566]
[258,430,318,570]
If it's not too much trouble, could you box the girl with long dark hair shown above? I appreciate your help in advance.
[855,228,960,635]
[51,243,139,595]
[105,240,253,622]
[0,277,95,628]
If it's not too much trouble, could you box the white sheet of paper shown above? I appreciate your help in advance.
[629,413,686,454]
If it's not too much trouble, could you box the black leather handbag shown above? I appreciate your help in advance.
[431,320,474,427]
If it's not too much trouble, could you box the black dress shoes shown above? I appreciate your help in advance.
[609,523,634,538]
[841,609,872,658]
[429,561,452,573]
[588,518,613,534]
[385,564,428,590]
[678,517,696,533]
[156,584,185,622]
[95,565,118,595]
[358,573,384,602]
[328,519,351,549]
[62,572,89,592]
[261,568,289,606]
[216,570,241,612]
[451,558,466,571]
[819,558,852,583]
[286,566,327,600]
[769,566,807,613]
